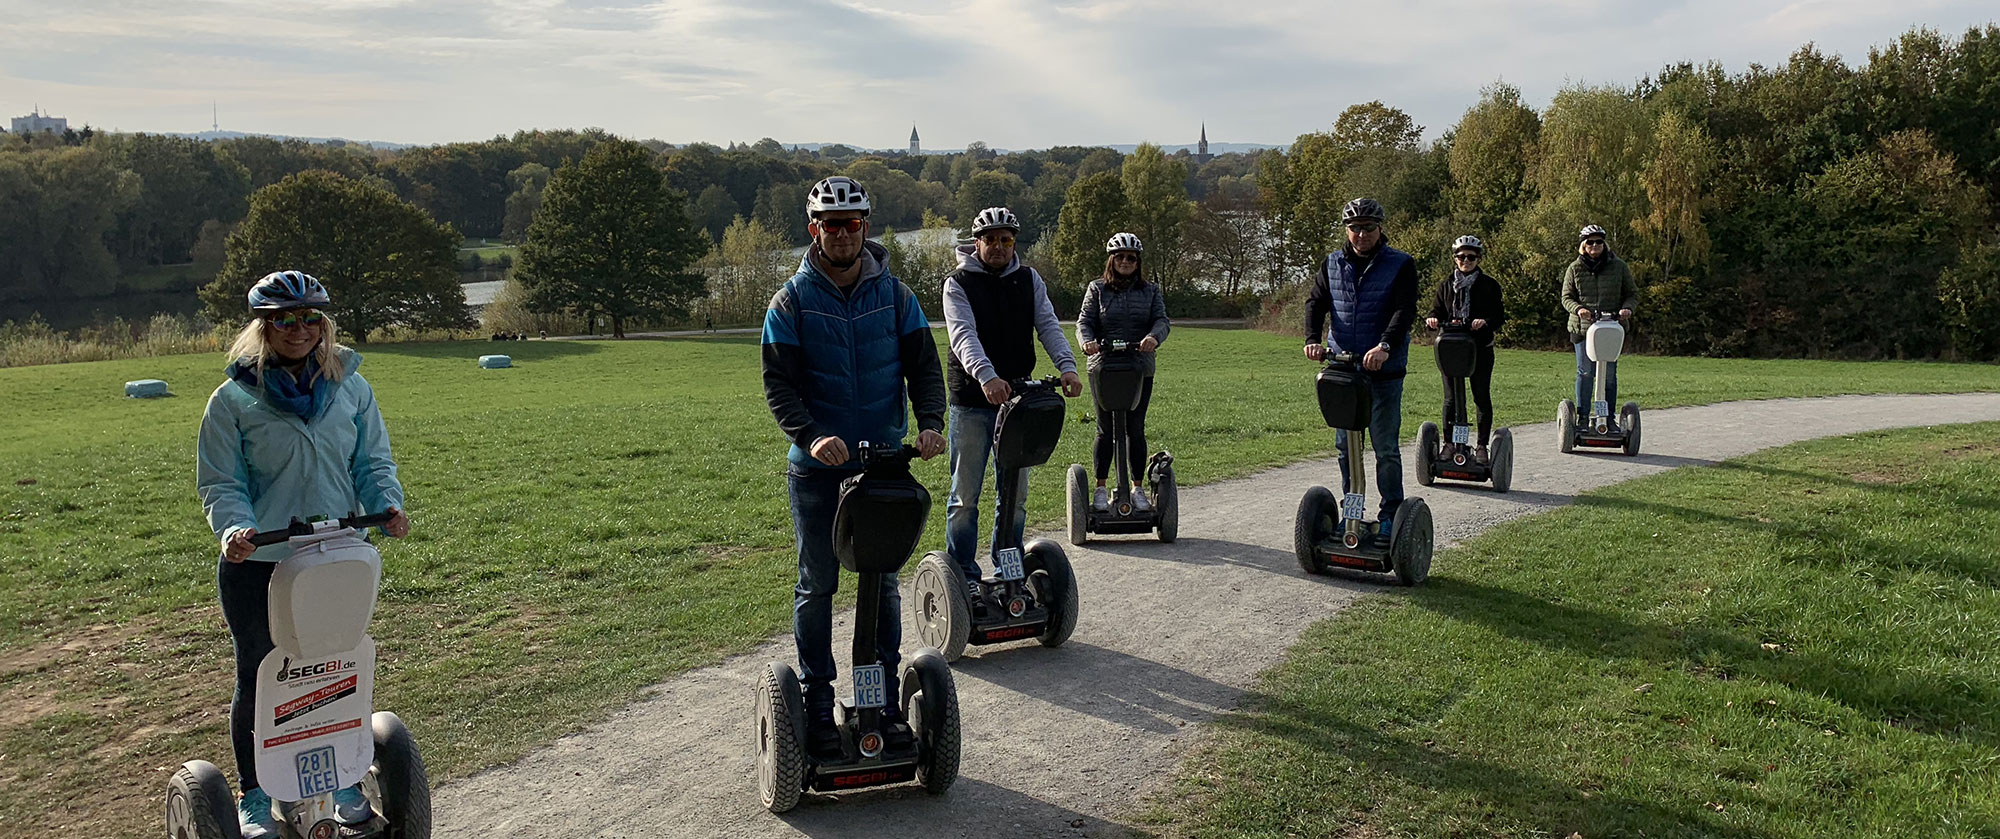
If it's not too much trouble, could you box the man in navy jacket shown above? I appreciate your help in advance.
[762,176,947,756]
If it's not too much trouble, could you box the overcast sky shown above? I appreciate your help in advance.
[2,0,1994,150]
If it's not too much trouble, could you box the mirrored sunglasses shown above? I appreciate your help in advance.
[267,310,325,330]
[816,218,865,233]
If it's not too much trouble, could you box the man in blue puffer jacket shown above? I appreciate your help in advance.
[1302,197,1421,542]
[761,176,948,757]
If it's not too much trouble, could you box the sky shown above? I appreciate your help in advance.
[2,0,1995,150]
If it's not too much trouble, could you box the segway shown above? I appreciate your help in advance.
[166,512,431,839]
[756,442,960,814]
[1067,340,1177,544]
[1416,321,1513,492]
[1557,311,1641,456]
[911,377,1078,662]
[1294,350,1435,586]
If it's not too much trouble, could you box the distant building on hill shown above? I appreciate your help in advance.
[11,107,68,135]
[1194,123,1213,166]
[909,125,920,155]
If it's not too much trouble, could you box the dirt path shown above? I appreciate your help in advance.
[433,393,2000,838]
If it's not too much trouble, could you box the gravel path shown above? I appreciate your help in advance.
[433,393,2000,838]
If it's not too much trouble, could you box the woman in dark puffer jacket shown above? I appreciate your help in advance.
[1075,232,1171,510]
[1424,235,1506,463]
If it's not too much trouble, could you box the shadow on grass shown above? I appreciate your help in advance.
[1414,575,2000,746]
[954,641,1246,737]
[1219,692,1783,839]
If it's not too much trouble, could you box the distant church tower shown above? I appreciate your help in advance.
[910,125,920,155]
[1194,123,1214,165]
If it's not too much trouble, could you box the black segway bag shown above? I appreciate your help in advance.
[1435,327,1477,379]
[1090,351,1146,413]
[1316,361,1373,430]
[995,386,1066,470]
[833,466,931,575]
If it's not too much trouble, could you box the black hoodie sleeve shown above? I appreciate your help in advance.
[1303,259,1332,344]
[1426,275,1452,323]
[1378,257,1420,348]
[761,287,827,450]
[1477,275,1507,342]
[897,284,947,435]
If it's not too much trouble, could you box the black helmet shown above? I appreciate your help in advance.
[247,270,330,313]
[1341,198,1385,226]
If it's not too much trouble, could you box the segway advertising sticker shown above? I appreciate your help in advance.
[253,638,376,802]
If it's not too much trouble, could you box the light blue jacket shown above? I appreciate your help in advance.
[196,347,405,562]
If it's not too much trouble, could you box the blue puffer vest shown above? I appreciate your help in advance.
[766,245,923,470]
[1322,245,1413,373]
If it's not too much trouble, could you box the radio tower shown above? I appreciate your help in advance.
[213,102,219,133]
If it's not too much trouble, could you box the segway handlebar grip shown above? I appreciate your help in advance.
[245,512,398,547]
[853,441,922,466]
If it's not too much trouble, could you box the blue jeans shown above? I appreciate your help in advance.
[788,467,902,701]
[1334,374,1406,521]
[945,404,1027,583]
[1574,341,1619,413]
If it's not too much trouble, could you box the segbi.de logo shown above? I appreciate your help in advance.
[276,657,359,683]
[831,771,894,788]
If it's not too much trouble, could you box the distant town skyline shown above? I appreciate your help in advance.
[3,1,1995,149]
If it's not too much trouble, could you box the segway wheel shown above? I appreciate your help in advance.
[1557,399,1577,454]
[368,711,431,839]
[1389,497,1434,587]
[1066,463,1090,545]
[755,662,808,813]
[1025,539,1078,648]
[1155,464,1178,543]
[911,552,971,661]
[1620,402,1642,456]
[166,760,241,839]
[901,650,961,795]
[1489,428,1514,493]
[1293,486,1334,575]
[1415,422,1438,487]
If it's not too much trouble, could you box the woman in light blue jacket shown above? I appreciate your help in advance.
[195,270,410,839]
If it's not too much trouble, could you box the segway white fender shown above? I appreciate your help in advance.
[268,529,381,660]
[253,638,376,803]
[1585,319,1624,364]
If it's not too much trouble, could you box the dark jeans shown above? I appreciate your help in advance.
[1335,374,1406,521]
[788,467,902,705]
[219,557,277,792]
[1441,344,1496,446]
[1575,340,1619,412]
[1093,377,1155,484]
[945,404,1027,584]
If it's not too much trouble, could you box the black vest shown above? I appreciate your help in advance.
[946,265,1040,406]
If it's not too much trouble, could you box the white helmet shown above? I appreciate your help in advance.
[1452,235,1483,254]
[1578,224,1607,242]
[1105,232,1143,253]
[971,207,1020,236]
[805,176,870,218]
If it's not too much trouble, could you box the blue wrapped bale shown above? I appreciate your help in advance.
[124,379,170,398]
[478,355,512,369]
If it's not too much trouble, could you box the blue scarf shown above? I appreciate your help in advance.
[234,356,325,420]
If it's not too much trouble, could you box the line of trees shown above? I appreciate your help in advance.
[7,23,1998,357]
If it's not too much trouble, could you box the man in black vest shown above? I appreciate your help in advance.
[1302,198,1421,543]
[942,207,1082,602]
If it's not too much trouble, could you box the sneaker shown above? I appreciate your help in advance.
[806,692,843,758]
[333,783,374,825]
[1474,446,1490,464]
[1091,486,1109,510]
[964,577,983,606]
[238,788,279,839]
[880,704,917,753]
[1133,488,1151,511]
[1376,519,1395,547]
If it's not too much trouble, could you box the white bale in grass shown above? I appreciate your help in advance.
[124,379,170,398]
[478,355,512,369]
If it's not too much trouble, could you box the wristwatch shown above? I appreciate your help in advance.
[1375,342,1391,353]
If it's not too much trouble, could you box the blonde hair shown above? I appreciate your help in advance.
[227,311,347,383]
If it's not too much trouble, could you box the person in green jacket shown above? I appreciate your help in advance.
[1558,224,1638,410]
[196,270,411,839]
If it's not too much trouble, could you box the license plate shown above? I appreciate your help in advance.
[1592,400,1609,417]
[1340,493,1366,521]
[995,547,1025,581]
[294,746,338,797]
[1451,425,1471,444]
[851,665,885,710]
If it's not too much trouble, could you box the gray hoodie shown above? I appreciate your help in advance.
[941,245,1076,385]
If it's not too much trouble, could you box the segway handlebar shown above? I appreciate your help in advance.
[1103,339,1140,353]
[1310,344,1362,365]
[247,512,398,547]
[852,440,922,467]
[1009,375,1065,392]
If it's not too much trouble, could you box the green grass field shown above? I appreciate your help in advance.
[458,238,519,261]
[1149,423,2000,838]
[3,328,1998,835]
